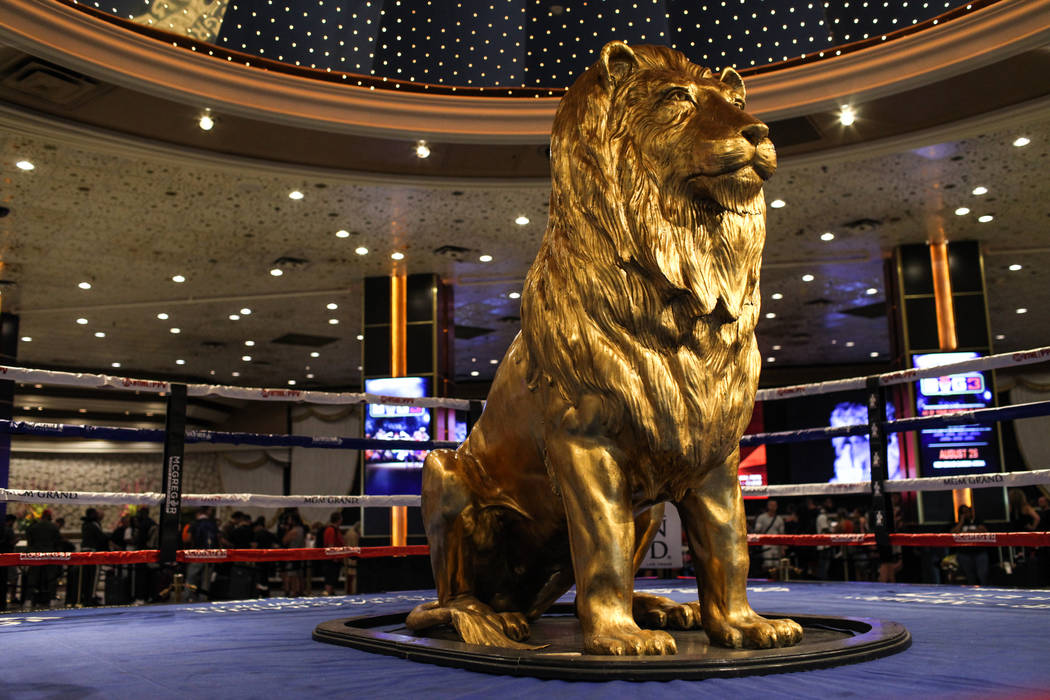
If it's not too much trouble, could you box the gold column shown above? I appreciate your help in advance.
[389,272,408,547]
[928,240,957,351]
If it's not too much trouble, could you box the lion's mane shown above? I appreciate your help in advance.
[520,46,766,492]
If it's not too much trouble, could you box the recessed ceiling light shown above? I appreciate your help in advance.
[335,230,350,238]
[1009,264,1022,271]
[995,334,1005,340]
[288,190,304,200]
[765,312,776,319]
[489,359,499,364]
[355,334,364,341]
[866,287,878,295]
[20,336,31,342]
[470,370,479,377]
[172,274,186,283]
[310,351,320,357]
[846,341,855,347]
[415,140,431,158]
[76,318,88,325]
[1016,308,1027,314]
[515,216,530,225]
[801,274,814,282]
[240,308,252,315]
[288,380,296,386]
[1013,136,1030,147]
[820,232,835,242]
[978,215,993,223]
[78,281,92,290]
[228,314,240,321]
[972,186,988,195]
[328,318,339,325]
[175,359,185,365]
[232,371,241,377]
[306,373,314,379]
[479,254,493,262]
[326,302,338,310]
[242,355,252,361]
[870,351,879,358]
[157,313,169,320]
[954,207,970,216]
[170,327,181,334]
[509,291,521,299]
[771,292,783,300]
[245,340,255,346]
[772,345,782,351]
[15,160,34,171]
[767,356,776,363]
[770,199,786,208]
[391,251,405,260]
[838,105,856,126]
[198,113,214,131]
[94,332,105,338]
[355,246,369,255]
[269,268,284,276]
[111,362,121,368]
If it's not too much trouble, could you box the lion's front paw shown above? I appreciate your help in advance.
[586,625,677,655]
[497,611,530,641]
[705,611,803,649]
[632,593,702,630]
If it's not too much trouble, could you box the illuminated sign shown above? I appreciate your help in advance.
[363,377,431,496]
[913,352,999,476]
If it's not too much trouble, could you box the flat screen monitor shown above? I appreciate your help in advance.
[912,351,999,477]
[363,376,431,495]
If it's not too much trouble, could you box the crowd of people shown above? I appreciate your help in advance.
[747,489,1050,586]
[0,506,361,611]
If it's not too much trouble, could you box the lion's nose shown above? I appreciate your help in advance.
[740,122,769,146]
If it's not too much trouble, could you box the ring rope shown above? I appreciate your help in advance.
[740,468,1050,498]
[0,545,430,567]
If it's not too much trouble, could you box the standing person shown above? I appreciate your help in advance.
[0,514,16,611]
[752,499,785,577]
[951,504,989,586]
[815,499,835,581]
[25,509,62,607]
[251,516,278,597]
[76,508,108,606]
[280,512,306,597]
[185,507,219,602]
[344,520,361,595]
[320,512,344,596]
[131,507,159,603]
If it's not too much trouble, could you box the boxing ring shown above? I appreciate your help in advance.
[1,347,1049,696]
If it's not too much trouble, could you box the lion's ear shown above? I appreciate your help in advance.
[720,67,746,103]
[600,41,639,87]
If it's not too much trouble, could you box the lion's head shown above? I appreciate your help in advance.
[521,42,772,471]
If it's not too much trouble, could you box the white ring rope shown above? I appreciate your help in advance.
[5,469,1049,506]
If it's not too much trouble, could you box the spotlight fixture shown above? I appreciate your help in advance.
[771,292,783,300]
[870,351,879,358]
[270,268,284,276]
[767,357,776,363]
[176,359,186,365]
[356,335,364,341]
[172,274,186,283]
[490,359,499,365]
[820,232,835,242]
[78,281,92,290]
[306,373,314,379]
[94,332,105,338]
[515,216,530,225]
[415,140,431,159]
[508,292,521,300]
[245,340,255,346]
[1009,264,1022,271]
[391,252,405,260]
[170,327,181,334]
[76,318,88,325]
[198,111,214,131]
[978,215,993,223]
[288,190,304,200]
[288,380,296,386]
[972,186,988,196]
[866,287,878,295]
[838,105,856,126]
[328,319,339,325]
[157,313,169,320]
[111,362,121,368]
[479,254,493,262]
[1013,136,1030,147]
[15,160,34,171]
[229,314,241,321]
[772,345,782,351]
[770,199,786,208]
[995,334,1006,341]
[846,341,855,347]
[470,370,479,377]
[954,207,970,216]
[232,371,240,377]
[355,246,369,255]
[310,351,320,358]
[242,355,252,361]
[240,308,252,315]
[336,230,350,238]
[327,303,338,310]
[1016,308,1028,314]
[20,336,31,342]
[765,312,776,319]
[801,274,814,282]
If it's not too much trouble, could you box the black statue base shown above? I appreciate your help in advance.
[313,603,910,681]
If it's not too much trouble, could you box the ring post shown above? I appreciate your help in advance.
[159,383,187,565]
[866,377,893,556]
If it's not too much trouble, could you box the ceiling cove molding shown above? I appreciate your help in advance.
[0,0,1048,144]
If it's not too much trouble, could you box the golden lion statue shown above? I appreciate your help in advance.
[407,41,802,656]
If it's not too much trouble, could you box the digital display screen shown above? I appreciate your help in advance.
[912,352,999,476]
[828,401,901,482]
[363,376,431,495]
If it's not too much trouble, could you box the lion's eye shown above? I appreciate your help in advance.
[664,87,693,104]
[732,98,746,110]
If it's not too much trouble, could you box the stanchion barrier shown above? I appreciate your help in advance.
[0,545,430,566]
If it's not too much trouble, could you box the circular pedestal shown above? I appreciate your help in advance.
[313,603,910,680]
